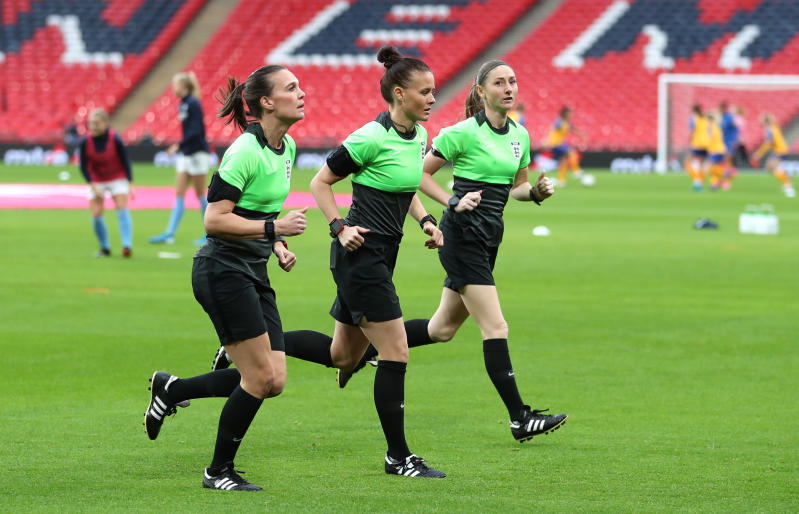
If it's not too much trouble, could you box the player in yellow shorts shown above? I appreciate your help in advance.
[545,106,586,187]
[750,113,796,198]
[685,105,709,191]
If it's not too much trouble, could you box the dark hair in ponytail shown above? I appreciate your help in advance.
[217,65,286,132]
[464,59,509,118]
[377,45,432,104]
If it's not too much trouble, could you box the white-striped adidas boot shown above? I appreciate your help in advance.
[211,347,232,371]
[202,466,262,492]
[384,453,446,478]
[510,406,568,443]
[144,371,189,440]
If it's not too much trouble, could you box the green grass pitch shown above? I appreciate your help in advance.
[0,164,796,511]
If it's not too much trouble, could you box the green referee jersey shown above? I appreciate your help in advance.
[339,111,427,238]
[433,109,531,184]
[196,123,294,278]
[432,110,531,246]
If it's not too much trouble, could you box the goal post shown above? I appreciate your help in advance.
[656,74,799,172]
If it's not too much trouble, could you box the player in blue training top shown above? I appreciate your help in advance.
[79,108,134,257]
[719,101,740,190]
[150,71,211,246]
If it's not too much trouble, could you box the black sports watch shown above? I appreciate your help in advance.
[529,187,542,206]
[419,213,437,230]
[448,195,460,211]
[264,220,276,240]
[329,218,346,237]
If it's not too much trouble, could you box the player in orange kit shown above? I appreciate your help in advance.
[545,106,586,187]
[750,113,795,198]
[685,105,709,191]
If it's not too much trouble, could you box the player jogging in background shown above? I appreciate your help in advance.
[508,101,526,126]
[706,112,727,191]
[150,71,211,246]
[79,108,134,258]
[686,104,709,191]
[336,60,568,443]
[750,112,796,198]
[719,102,740,189]
[143,65,311,492]
[545,105,586,187]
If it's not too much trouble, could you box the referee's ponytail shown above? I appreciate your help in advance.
[216,65,286,132]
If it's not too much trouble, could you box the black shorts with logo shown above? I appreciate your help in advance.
[438,211,499,291]
[329,234,402,325]
[191,256,285,350]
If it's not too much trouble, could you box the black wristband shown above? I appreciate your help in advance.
[264,220,276,239]
[419,213,437,230]
[529,187,542,206]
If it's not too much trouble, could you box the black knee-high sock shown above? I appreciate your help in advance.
[209,385,263,471]
[483,339,525,420]
[405,319,435,348]
[283,330,333,367]
[165,368,241,403]
[356,319,435,368]
[374,360,410,460]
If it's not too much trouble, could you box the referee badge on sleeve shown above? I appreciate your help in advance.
[285,159,292,181]
[511,141,521,159]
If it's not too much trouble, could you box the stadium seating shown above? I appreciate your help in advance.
[0,0,205,143]
[5,0,798,152]
[430,0,799,153]
[124,0,537,148]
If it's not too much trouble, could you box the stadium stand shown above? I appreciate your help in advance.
[429,0,799,153]
[4,0,798,153]
[124,0,537,148]
[0,0,205,143]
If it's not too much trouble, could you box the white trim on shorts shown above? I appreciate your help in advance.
[176,151,210,176]
[88,178,130,200]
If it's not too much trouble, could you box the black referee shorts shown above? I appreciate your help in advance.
[191,257,285,350]
[329,235,402,325]
[438,213,498,291]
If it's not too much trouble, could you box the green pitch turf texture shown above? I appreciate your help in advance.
[1,164,796,512]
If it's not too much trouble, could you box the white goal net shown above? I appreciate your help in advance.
[656,74,799,171]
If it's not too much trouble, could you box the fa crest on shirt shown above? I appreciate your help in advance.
[510,141,521,159]
[285,159,292,181]
[420,141,426,160]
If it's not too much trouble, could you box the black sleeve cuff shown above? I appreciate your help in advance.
[326,146,359,177]
[207,172,242,203]
[431,145,447,160]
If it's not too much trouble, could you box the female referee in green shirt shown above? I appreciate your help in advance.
[310,46,446,478]
[341,60,568,444]
[142,65,312,492]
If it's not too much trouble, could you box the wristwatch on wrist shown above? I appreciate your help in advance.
[329,218,346,237]
[419,213,437,230]
[529,187,542,205]
[448,195,460,211]
[264,220,276,239]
